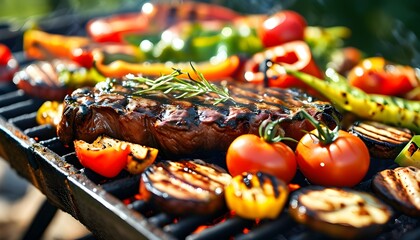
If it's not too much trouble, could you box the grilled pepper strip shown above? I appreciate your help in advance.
[286,68,420,134]
[24,29,90,60]
[93,50,241,80]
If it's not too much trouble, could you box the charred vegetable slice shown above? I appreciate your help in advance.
[289,186,393,239]
[225,171,289,219]
[395,135,420,168]
[139,159,232,215]
[36,101,64,127]
[285,68,420,134]
[348,120,413,159]
[74,135,158,177]
[372,166,420,217]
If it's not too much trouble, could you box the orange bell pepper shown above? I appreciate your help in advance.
[24,29,90,60]
[242,40,323,89]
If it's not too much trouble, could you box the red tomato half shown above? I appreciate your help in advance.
[295,129,370,187]
[259,10,306,48]
[348,57,418,96]
[226,134,297,183]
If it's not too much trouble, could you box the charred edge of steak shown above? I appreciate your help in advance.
[57,79,341,157]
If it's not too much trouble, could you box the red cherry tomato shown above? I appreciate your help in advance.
[226,134,297,183]
[295,129,370,187]
[259,10,306,48]
[348,57,418,96]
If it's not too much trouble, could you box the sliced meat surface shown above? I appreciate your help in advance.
[57,79,340,157]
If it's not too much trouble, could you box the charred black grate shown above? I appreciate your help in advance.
[0,80,419,240]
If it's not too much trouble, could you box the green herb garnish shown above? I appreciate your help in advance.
[126,64,234,105]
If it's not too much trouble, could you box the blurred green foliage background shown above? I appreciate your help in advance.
[1,0,419,66]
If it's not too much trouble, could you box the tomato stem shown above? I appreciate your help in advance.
[259,118,297,143]
[298,110,339,145]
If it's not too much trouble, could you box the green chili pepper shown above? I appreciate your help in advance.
[286,68,420,134]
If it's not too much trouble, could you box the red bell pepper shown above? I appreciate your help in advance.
[74,135,158,178]
[348,57,419,96]
[242,40,323,90]
[0,43,18,81]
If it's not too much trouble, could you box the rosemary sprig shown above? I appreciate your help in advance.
[125,64,234,105]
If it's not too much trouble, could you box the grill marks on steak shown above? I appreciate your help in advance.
[58,79,340,157]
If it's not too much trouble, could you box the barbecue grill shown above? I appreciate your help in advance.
[1,2,420,240]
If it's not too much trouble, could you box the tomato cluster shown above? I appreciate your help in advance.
[226,111,370,187]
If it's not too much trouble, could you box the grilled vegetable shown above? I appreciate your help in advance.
[0,43,18,81]
[13,59,77,101]
[347,57,419,96]
[225,171,289,219]
[94,50,241,80]
[372,166,420,217]
[24,29,90,60]
[286,68,420,134]
[139,159,232,215]
[243,41,323,89]
[36,101,63,127]
[289,186,393,239]
[395,135,420,168]
[13,59,102,101]
[226,119,297,183]
[295,110,370,187]
[74,135,158,177]
[348,120,413,159]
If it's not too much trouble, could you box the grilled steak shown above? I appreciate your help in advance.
[57,78,340,157]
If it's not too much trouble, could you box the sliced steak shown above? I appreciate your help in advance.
[57,79,340,157]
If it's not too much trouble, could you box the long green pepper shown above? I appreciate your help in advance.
[286,68,420,134]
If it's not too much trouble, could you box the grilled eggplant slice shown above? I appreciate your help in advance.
[225,171,289,219]
[348,120,412,159]
[289,186,393,239]
[139,159,232,215]
[372,166,420,217]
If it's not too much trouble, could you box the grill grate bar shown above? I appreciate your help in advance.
[24,124,57,141]
[164,213,223,239]
[8,112,38,130]
[101,174,141,200]
[149,213,176,228]
[127,200,151,213]
[0,83,17,95]
[185,216,254,240]
[0,89,28,108]
[37,137,73,156]
[0,99,43,119]
[234,213,296,240]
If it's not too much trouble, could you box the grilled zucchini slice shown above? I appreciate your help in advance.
[289,186,393,239]
[372,166,420,217]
